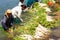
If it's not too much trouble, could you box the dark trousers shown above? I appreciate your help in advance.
[1,22,11,31]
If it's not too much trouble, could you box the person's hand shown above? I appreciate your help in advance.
[20,18,23,22]
[7,30,11,33]
[11,27,14,29]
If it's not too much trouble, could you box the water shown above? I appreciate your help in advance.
[0,0,19,20]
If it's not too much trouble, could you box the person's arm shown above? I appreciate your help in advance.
[1,15,7,23]
[17,7,23,22]
[10,15,14,29]
[10,15,14,25]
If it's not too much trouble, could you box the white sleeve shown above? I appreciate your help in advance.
[17,7,22,18]
[12,6,22,18]
[12,7,18,18]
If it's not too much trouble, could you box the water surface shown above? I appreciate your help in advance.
[0,0,19,20]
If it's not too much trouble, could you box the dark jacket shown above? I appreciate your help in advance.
[1,15,14,31]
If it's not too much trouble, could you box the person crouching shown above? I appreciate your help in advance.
[1,9,14,34]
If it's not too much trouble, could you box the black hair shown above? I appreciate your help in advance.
[19,0,24,3]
